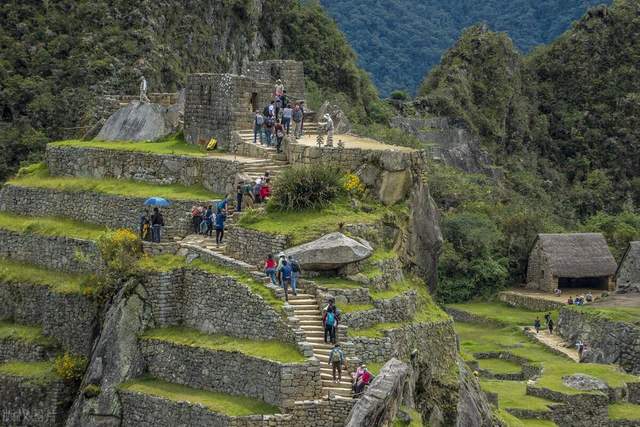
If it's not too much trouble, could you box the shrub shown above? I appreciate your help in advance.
[389,90,409,101]
[268,165,343,211]
[97,229,142,273]
[54,352,87,382]
[343,173,366,196]
[83,384,101,398]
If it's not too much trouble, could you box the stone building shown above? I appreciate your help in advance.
[616,241,640,293]
[184,60,305,149]
[526,233,617,292]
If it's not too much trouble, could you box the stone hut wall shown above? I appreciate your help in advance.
[0,229,102,274]
[525,240,555,292]
[140,339,321,406]
[225,227,292,267]
[46,145,240,195]
[0,184,203,239]
[243,60,306,101]
[0,282,97,357]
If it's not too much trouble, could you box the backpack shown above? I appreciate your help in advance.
[293,110,302,122]
[265,117,274,127]
[256,115,264,125]
[207,138,217,151]
[263,106,270,117]
[276,128,284,138]
[291,260,300,273]
[281,263,292,279]
[326,311,335,327]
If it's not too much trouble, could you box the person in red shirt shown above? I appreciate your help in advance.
[354,366,373,395]
[259,179,271,201]
[264,254,277,285]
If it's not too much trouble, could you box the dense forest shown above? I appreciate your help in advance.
[320,0,611,95]
[413,0,640,301]
[0,0,382,182]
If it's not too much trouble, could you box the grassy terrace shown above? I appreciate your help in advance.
[497,411,558,427]
[0,321,56,347]
[50,135,208,157]
[11,163,221,201]
[0,361,58,384]
[477,358,522,375]
[237,198,395,246]
[0,212,106,240]
[137,255,283,313]
[448,301,558,326]
[569,305,640,325]
[0,258,91,294]
[481,380,552,412]
[609,403,640,420]
[120,377,279,416]
[142,327,305,363]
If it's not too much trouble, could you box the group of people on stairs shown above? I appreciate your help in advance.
[253,80,306,151]
[264,253,301,301]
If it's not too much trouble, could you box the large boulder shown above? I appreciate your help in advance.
[285,232,373,270]
[95,101,180,141]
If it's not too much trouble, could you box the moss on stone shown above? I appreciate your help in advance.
[314,277,365,290]
[0,257,91,294]
[341,303,376,314]
[0,321,57,347]
[0,212,107,240]
[608,402,640,420]
[0,361,58,384]
[141,327,305,363]
[120,377,279,416]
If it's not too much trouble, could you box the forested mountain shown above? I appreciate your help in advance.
[0,0,380,181]
[320,0,611,95]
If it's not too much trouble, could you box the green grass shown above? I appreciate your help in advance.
[237,198,390,245]
[0,258,91,294]
[137,255,283,313]
[572,305,640,325]
[0,321,56,347]
[448,301,557,326]
[369,281,413,300]
[120,377,279,416]
[0,361,58,384]
[609,402,640,420]
[497,409,558,427]
[141,327,305,363]
[0,212,107,240]
[11,163,221,201]
[341,303,375,314]
[477,358,522,375]
[50,135,209,157]
[392,405,424,426]
[480,380,552,411]
[314,277,365,290]
[366,362,384,375]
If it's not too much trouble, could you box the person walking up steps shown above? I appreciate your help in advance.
[288,255,300,296]
[293,103,303,139]
[253,111,264,144]
[214,208,226,245]
[282,104,292,135]
[324,307,337,344]
[264,254,277,286]
[329,344,346,384]
[278,258,292,302]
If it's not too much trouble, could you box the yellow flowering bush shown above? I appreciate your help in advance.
[54,352,87,382]
[343,173,366,196]
[97,228,142,273]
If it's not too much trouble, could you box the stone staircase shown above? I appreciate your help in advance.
[288,294,353,399]
[235,121,320,161]
[238,157,289,182]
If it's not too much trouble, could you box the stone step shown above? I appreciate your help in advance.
[288,294,314,300]
[290,305,319,311]
[293,309,322,315]
[322,387,352,397]
[287,299,317,306]
[321,380,351,389]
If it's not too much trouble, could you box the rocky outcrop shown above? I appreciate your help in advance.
[616,241,640,293]
[562,374,608,392]
[346,359,412,427]
[454,361,498,427]
[390,116,495,176]
[96,101,181,141]
[317,101,352,134]
[285,232,373,271]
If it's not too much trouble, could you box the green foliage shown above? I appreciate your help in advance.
[53,352,87,382]
[0,257,92,294]
[51,135,209,158]
[580,211,640,259]
[0,361,57,384]
[267,165,344,212]
[97,229,143,273]
[83,384,101,398]
[609,403,640,421]
[390,90,410,101]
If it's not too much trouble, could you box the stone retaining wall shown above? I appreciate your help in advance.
[225,226,291,267]
[498,291,564,311]
[341,291,418,329]
[143,269,294,343]
[0,375,75,426]
[316,286,370,305]
[0,229,102,274]
[557,307,640,374]
[444,307,505,327]
[0,282,98,356]
[0,337,57,363]
[527,385,609,426]
[140,339,321,406]
[0,184,202,239]
[46,145,240,195]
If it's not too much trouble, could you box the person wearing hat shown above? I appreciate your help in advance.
[354,365,373,395]
[275,79,284,98]
[139,75,150,103]
[328,344,346,383]
[351,363,365,392]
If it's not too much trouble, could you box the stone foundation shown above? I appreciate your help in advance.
[341,291,418,329]
[225,227,291,267]
[498,291,565,311]
[0,337,57,363]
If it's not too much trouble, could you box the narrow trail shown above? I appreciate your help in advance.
[526,329,580,362]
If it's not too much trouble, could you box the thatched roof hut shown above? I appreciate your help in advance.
[526,233,617,292]
[616,241,640,293]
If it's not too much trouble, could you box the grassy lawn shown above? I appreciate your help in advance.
[609,402,640,420]
[237,198,391,245]
[120,377,279,416]
[50,135,208,157]
[477,358,522,375]
[0,212,107,240]
[0,321,56,347]
[141,327,305,363]
[314,277,365,290]
[448,301,557,327]
[11,163,220,201]
[137,255,283,313]
[481,380,552,411]
[572,305,640,325]
[497,409,558,427]
[370,281,414,300]
[0,258,91,294]
[392,406,424,426]
[0,361,58,383]
[341,303,375,314]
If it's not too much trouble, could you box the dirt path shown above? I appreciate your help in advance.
[526,328,580,362]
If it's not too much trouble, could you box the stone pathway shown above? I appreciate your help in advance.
[289,295,353,398]
[526,329,580,362]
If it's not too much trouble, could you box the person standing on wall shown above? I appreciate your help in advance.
[150,207,164,243]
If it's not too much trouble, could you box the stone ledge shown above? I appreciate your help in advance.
[341,291,418,330]
[179,243,254,272]
[224,226,291,267]
[0,335,57,363]
[472,351,542,381]
[498,291,565,311]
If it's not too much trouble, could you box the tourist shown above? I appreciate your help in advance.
[278,258,292,302]
[268,100,275,118]
[282,104,293,134]
[324,306,337,344]
[351,362,365,392]
[205,205,214,237]
[292,103,303,139]
[264,254,277,286]
[354,366,373,396]
[140,209,151,241]
[274,96,282,120]
[328,344,346,383]
[275,79,284,97]
[288,255,300,296]
[554,288,562,297]
[253,111,264,144]
[281,91,289,113]
[217,195,230,215]
[264,115,274,146]
[548,317,554,335]
[576,340,585,359]
[259,179,271,202]
[274,121,285,153]
[235,185,243,212]
[585,292,593,303]
[534,317,541,334]
[299,100,305,136]
[150,207,164,243]
[253,178,263,204]
[191,206,202,234]
[567,296,574,305]
[214,208,226,245]
[544,312,551,326]
[243,185,255,210]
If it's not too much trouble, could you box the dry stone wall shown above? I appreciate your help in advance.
[339,291,418,330]
[46,145,239,195]
[140,339,321,406]
[0,376,75,426]
[0,337,56,363]
[0,282,97,356]
[225,227,291,267]
[0,184,203,239]
[242,60,305,101]
[0,229,102,274]
[498,291,564,311]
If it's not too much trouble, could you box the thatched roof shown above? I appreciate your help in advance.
[534,233,617,278]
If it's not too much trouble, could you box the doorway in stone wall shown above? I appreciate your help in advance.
[250,92,258,112]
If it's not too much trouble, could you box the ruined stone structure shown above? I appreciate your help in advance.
[616,241,640,293]
[184,60,305,150]
[526,233,617,292]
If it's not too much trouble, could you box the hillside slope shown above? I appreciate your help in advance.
[320,0,611,95]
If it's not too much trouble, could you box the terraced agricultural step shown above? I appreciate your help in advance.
[0,322,58,363]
